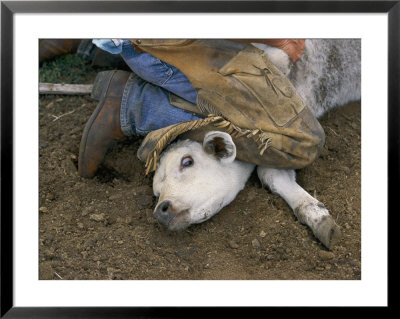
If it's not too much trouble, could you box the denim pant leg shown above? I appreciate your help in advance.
[93,39,201,137]
[120,41,198,104]
[121,73,201,136]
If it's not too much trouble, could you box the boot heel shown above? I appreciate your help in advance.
[91,70,117,100]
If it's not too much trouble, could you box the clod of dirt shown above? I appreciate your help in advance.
[89,213,106,222]
[39,206,49,213]
[318,250,335,261]
[252,239,261,248]
[229,240,240,249]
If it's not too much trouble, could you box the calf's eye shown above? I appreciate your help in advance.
[181,156,194,168]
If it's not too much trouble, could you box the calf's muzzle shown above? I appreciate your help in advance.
[154,200,176,227]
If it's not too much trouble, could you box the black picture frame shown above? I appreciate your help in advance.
[1,1,397,317]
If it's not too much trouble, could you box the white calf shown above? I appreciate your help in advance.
[152,39,361,249]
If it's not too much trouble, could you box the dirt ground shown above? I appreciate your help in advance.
[39,71,361,280]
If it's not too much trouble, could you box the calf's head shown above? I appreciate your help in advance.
[152,131,253,231]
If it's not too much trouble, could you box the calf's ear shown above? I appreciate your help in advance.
[203,131,236,164]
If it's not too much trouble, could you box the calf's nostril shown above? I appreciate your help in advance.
[154,200,174,227]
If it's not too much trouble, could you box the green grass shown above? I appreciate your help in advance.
[39,54,109,84]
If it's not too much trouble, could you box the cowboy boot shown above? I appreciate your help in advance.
[78,70,131,178]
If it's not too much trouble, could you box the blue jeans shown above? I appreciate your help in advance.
[92,39,201,136]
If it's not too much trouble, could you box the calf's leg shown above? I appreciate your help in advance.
[257,167,340,249]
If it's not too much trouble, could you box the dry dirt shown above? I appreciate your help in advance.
[39,88,361,280]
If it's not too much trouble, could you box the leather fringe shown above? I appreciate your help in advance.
[145,115,272,175]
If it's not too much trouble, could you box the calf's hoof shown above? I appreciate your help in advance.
[314,215,341,249]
